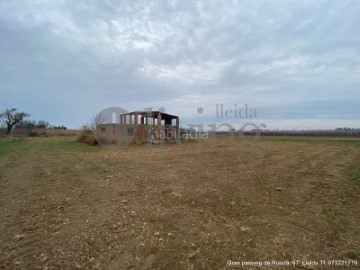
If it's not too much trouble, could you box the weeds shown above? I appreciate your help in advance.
[53,165,76,174]
[46,141,100,153]
[76,128,98,146]
[262,137,360,146]
[347,250,358,259]
[351,172,360,183]
[86,163,109,173]
[342,188,353,198]
[28,129,78,137]
[348,164,360,183]
[50,156,108,175]
[31,166,46,187]
[0,138,31,156]
[323,208,343,234]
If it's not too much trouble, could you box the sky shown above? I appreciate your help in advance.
[1,0,359,130]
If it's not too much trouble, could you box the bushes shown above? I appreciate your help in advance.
[9,128,78,137]
[76,126,121,147]
[28,129,48,137]
[76,128,98,146]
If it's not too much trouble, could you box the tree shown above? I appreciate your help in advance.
[52,125,67,130]
[0,108,30,135]
[17,119,36,129]
[85,112,104,130]
[36,120,49,129]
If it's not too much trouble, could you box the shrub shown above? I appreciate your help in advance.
[76,128,98,146]
[28,129,48,137]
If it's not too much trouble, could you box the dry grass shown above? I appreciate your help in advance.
[1,137,359,269]
[46,129,79,137]
[76,128,98,146]
[9,128,78,137]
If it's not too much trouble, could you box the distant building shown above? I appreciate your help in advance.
[97,111,180,143]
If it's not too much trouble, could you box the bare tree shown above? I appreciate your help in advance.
[37,120,50,129]
[17,119,36,129]
[0,108,30,135]
[90,112,104,130]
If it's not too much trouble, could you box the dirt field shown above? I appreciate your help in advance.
[0,136,359,270]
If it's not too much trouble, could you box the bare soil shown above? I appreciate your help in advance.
[0,136,359,270]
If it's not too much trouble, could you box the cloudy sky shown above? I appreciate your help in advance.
[1,0,359,130]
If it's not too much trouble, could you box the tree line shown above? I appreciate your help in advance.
[0,108,67,135]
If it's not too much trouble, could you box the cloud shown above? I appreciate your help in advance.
[0,0,359,129]
[139,60,232,84]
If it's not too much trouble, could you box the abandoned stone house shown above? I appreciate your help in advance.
[98,111,180,143]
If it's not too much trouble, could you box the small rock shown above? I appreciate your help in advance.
[141,254,156,269]
[276,187,283,191]
[89,257,95,263]
[240,226,250,232]
[14,234,25,241]
[154,231,160,236]
[188,251,197,259]
[40,253,47,262]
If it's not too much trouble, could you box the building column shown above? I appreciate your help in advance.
[157,113,161,127]
[176,116,180,138]
[157,112,162,139]
[134,113,138,125]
